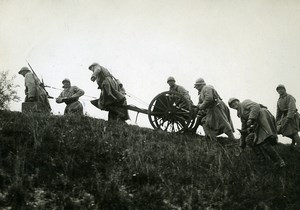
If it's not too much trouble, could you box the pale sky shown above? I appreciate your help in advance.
[1,0,300,142]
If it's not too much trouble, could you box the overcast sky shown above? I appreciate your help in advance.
[1,0,299,141]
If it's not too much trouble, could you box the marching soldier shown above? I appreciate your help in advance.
[194,78,235,140]
[89,63,129,122]
[18,67,51,113]
[275,84,300,151]
[228,98,286,168]
[56,78,85,115]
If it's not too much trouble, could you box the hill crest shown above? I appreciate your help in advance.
[0,110,299,209]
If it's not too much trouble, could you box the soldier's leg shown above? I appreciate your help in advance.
[66,102,83,115]
[287,133,300,151]
[252,145,266,164]
[261,140,285,167]
[287,134,296,149]
[291,132,300,145]
[225,131,237,141]
[108,111,118,122]
[203,126,218,141]
[64,108,68,115]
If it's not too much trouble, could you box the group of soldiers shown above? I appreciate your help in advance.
[18,63,130,121]
[167,76,300,168]
[19,64,300,168]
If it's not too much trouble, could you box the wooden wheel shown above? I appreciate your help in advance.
[148,91,196,133]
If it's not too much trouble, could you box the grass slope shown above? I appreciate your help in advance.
[0,110,300,210]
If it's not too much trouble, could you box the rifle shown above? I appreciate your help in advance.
[26,60,54,99]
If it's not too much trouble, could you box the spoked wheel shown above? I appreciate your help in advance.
[148,91,196,133]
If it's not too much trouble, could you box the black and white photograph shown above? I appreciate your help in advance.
[0,0,300,209]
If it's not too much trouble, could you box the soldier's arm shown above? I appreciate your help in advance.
[56,92,64,103]
[71,86,85,98]
[102,82,117,106]
[198,87,214,109]
[91,69,101,82]
[25,73,37,99]
[275,104,281,122]
[241,118,248,131]
[177,86,191,101]
[245,100,260,121]
[287,95,297,119]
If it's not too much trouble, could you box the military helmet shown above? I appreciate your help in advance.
[228,97,239,108]
[167,76,175,83]
[276,84,286,91]
[88,62,99,70]
[18,67,30,74]
[62,78,70,84]
[194,78,206,86]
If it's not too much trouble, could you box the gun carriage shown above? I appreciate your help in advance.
[123,91,199,133]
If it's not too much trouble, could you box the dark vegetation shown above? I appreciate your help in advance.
[0,110,299,209]
[0,71,20,110]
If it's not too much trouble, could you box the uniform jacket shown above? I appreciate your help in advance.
[169,84,193,105]
[24,72,51,113]
[91,66,125,108]
[198,85,234,135]
[56,86,85,115]
[91,65,129,120]
[276,93,300,136]
[237,99,277,145]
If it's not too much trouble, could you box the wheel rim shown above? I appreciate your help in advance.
[148,91,194,133]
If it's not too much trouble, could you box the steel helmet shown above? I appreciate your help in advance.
[62,78,70,84]
[18,67,30,74]
[194,78,206,86]
[276,84,286,91]
[167,76,175,83]
[88,62,99,71]
[228,97,239,108]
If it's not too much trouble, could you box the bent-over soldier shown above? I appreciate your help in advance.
[228,98,285,168]
[275,84,300,151]
[194,78,235,140]
[56,78,85,115]
[18,67,51,113]
[89,63,129,122]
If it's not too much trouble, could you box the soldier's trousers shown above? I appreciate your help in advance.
[203,126,236,141]
[287,132,300,146]
[253,140,284,164]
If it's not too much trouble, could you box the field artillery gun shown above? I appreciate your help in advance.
[123,91,199,133]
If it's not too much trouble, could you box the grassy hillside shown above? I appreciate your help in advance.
[0,110,299,210]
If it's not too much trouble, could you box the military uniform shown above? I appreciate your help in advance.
[276,93,300,136]
[276,88,300,150]
[89,64,129,122]
[197,83,234,140]
[56,85,85,115]
[234,99,285,167]
[169,84,193,105]
[19,67,51,114]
